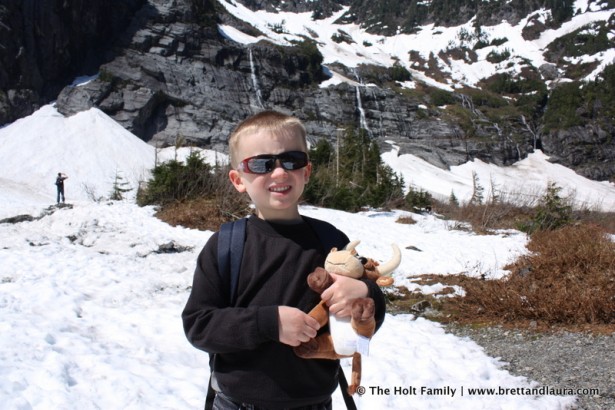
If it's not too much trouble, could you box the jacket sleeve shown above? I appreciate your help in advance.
[181,233,279,354]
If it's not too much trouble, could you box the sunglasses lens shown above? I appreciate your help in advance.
[246,158,275,174]
[279,152,308,170]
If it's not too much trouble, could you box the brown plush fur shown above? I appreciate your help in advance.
[294,266,378,395]
[294,244,399,395]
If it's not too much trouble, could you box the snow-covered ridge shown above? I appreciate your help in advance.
[217,0,614,88]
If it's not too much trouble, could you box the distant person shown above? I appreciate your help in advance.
[55,172,68,203]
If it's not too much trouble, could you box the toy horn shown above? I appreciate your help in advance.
[343,240,361,254]
[377,244,402,276]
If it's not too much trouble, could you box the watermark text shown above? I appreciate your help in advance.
[356,385,599,398]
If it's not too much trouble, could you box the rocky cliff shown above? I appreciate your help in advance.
[1,0,614,182]
[51,0,535,169]
[0,0,144,123]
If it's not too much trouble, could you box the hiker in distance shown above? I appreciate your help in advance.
[55,172,68,204]
[182,111,386,410]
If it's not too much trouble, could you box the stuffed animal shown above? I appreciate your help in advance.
[294,241,401,395]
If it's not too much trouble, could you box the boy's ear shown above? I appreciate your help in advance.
[304,162,312,181]
[228,169,247,193]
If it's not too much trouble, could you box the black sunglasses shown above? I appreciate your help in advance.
[238,151,309,174]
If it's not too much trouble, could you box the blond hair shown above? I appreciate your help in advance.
[228,111,308,168]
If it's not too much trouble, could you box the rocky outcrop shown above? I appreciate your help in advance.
[238,0,346,15]
[50,0,538,170]
[542,126,615,182]
[0,0,144,125]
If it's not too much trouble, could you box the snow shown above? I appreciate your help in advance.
[0,105,155,207]
[3,102,609,409]
[382,144,615,211]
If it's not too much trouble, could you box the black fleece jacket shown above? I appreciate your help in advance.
[182,215,386,409]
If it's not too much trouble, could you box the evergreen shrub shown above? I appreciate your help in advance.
[304,129,405,212]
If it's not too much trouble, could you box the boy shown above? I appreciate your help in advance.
[182,111,386,410]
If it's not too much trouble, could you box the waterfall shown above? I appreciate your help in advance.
[459,93,487,119]
[521,114,538,150]
[516,144,521,160]
[352,68,371,135]
[460,93,478,117]
[495,123,521,161]
[356,85,370,134]
[249,49,264,108]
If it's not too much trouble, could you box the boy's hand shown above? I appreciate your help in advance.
[278,306,320,346]
[320,273,368,317]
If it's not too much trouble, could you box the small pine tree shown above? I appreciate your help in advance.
[110,170,132,201]
[304,129,404,211]
[449,190,459,206]
[522,182,574,234]
[405,185,433,211]
[137,150,214,205]
[488,177,500,204]
[470,171,484,205]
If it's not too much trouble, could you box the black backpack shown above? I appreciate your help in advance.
[205,217,357,410]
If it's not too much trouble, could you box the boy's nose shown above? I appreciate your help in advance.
[270,160,288,177]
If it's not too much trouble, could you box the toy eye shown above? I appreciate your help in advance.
[358,256,367,264]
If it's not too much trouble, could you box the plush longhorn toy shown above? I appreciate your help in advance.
[294,240,401,395]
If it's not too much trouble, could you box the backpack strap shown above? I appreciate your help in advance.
[204,377,216,410]
[217,218,248,305]
[338,368,358,410]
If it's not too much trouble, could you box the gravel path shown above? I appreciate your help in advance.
[445,325,615,410]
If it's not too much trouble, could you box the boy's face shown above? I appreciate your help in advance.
[229,130,311,222]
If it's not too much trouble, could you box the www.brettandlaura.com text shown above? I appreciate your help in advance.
[359,385,599,397]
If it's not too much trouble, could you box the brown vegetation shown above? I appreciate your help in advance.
[433,200,536,234]
[432,186,615,235]
[389,184,615,331]
[156,185,250,232]
[389,223,615,331]
[453,224,615,325]
[156,198,236,232]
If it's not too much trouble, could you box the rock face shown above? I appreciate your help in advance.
[542,126,615,181]
[49,0,535,170]
[0,0,144,124]
[2,0,614,181]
